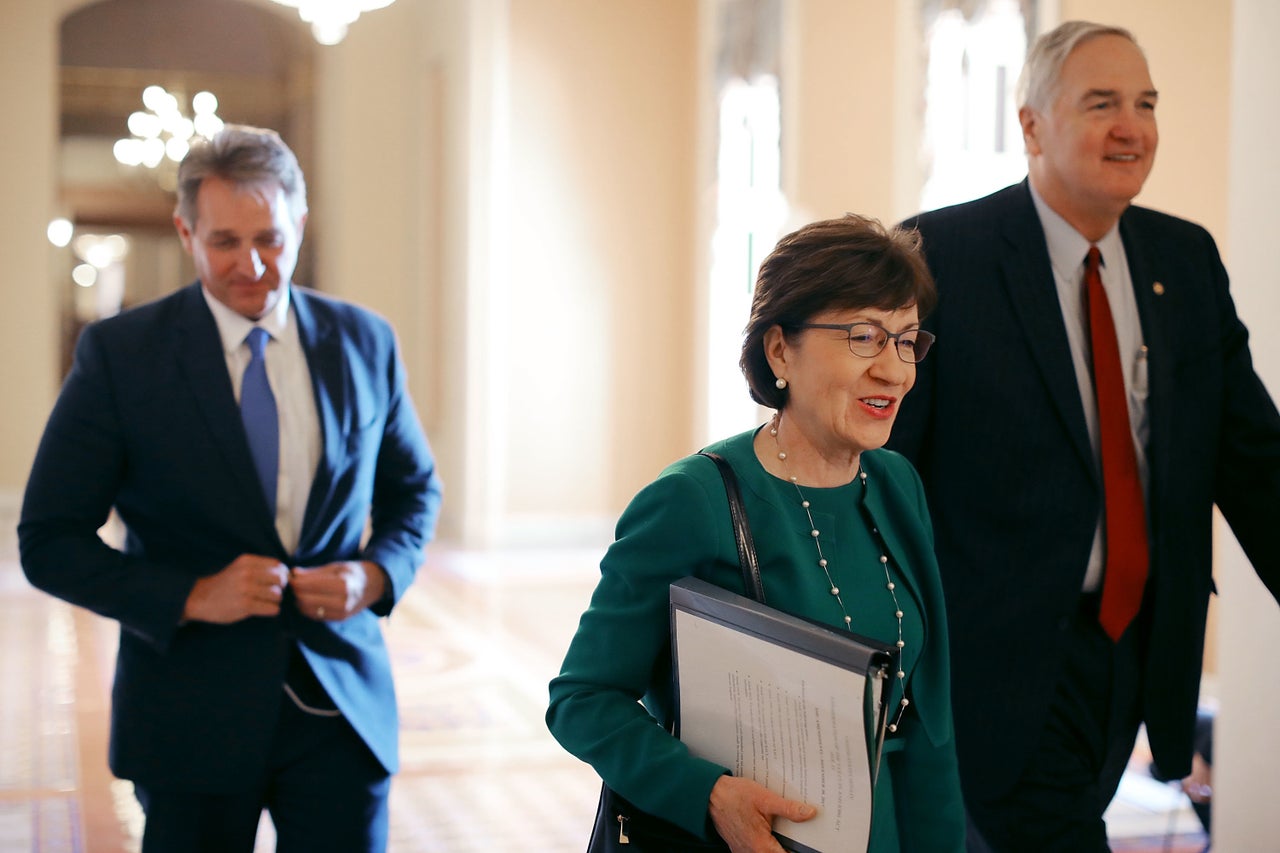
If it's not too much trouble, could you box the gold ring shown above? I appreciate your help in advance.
[317,606,326,619]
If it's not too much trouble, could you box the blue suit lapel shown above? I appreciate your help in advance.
[996,184,1096,478]
[173,285,282,545]
[292,289,344,550]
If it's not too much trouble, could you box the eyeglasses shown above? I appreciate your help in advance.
[789,322,936,364]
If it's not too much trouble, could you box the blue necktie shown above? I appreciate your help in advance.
[240,327,279,514]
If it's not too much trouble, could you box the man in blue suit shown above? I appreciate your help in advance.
[890,21,1280,851]
[19,125,443,852]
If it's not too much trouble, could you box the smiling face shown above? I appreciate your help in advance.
[1021,34,1158,240]
[765,305,919,475]
[173,175,306,320]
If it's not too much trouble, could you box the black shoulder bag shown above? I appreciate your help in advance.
[585,451,761,852]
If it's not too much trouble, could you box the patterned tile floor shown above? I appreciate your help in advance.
[0,519,1208,852]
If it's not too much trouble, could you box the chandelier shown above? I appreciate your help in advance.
[268,0,397,46]
[113,85,225,189]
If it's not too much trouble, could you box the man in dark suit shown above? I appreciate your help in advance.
[18,125,443,852]
[890,21,1280,851]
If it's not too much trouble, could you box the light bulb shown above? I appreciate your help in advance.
[47,218,74,248]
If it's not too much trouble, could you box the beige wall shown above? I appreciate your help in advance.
[1217,0,1280,843]
[275,0,701,544]
[0,1,70,500]
[786,0,902,224]
[502,1,699,533]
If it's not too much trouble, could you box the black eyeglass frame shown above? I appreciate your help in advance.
[787,321,936,364]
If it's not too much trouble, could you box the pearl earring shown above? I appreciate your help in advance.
[775,377,788,390]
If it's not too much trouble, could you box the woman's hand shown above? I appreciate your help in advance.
[708,776,817,853]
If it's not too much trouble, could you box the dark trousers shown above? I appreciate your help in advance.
[133,692,391,853]
[966,595,1145,853]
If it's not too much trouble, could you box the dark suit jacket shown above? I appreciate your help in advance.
[890,181,1280,798]
[18,282,442,792]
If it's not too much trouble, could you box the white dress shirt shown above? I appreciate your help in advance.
[202,285,322,555]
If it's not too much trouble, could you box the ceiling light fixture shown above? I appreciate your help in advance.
[113,85,224,188]
[268,0,397,46]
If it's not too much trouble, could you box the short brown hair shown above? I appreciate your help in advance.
[739,214,935,410]
[175,124,308,227]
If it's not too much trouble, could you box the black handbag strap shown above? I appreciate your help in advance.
[698,451,765,604]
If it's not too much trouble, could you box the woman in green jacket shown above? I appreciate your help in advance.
[547,215,965,852]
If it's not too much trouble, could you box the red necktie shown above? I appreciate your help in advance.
[1086,246,1149,641]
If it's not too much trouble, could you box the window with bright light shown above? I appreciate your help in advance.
[705,0,785,441]
[919,0,1035,211]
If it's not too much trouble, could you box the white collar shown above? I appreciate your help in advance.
[1028,183,1123,277]
[201,283,293,354]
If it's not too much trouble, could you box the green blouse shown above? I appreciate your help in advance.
[547,428,964,851]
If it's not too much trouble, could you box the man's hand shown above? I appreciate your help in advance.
[290,561,388,622]
[182,554,289,624]
[708,776,817,853]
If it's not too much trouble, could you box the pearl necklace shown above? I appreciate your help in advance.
[770,415,911,732]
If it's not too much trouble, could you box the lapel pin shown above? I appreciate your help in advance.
[1152,282,1165,295]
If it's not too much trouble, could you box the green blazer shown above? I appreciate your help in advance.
[547,428,964,851]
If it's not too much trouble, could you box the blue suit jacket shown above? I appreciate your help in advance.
[18,282,442,791]
[891,182,1280,798]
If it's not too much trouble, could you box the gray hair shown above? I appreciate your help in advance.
[1017,20,1141,111]
[174,125,308,226]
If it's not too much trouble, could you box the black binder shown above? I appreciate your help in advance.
[670,576,896,853]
